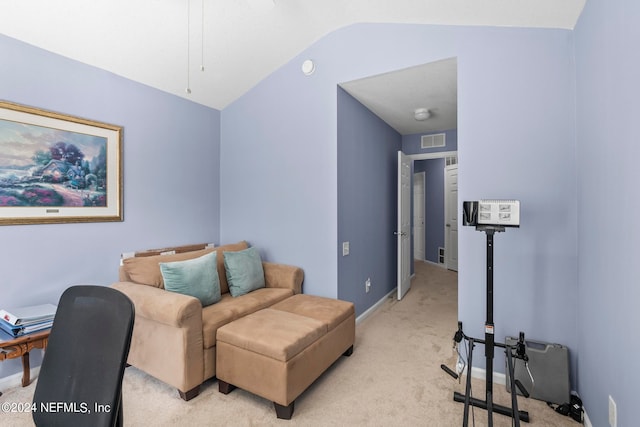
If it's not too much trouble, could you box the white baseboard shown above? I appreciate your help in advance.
[356,288,395,325]
[470,366,507,385]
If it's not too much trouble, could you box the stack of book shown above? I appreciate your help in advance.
[0,303,57,338]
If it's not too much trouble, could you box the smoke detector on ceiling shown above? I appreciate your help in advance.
[413,108,431,122]
[414,108,431,121]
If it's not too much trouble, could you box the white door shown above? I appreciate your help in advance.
[413,172,425,261]
[397,151,411,300]
[444,165,458,271]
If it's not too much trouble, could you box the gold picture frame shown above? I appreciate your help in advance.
[0,101,123,225]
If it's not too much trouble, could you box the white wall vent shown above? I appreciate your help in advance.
[438,247,445,264]
[421,133,446,149]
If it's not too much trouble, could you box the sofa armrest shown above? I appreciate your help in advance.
[111,282,202,328]
[263,262,304,294]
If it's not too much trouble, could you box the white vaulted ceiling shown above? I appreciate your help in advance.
[2,0,585,124]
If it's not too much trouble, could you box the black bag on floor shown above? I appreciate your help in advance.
[547,393,584,424]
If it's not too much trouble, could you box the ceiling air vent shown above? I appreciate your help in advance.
[421,133,446,149]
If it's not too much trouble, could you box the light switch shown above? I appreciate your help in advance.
[342,241,350,256]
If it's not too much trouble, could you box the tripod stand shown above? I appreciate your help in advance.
[441,225,531,426]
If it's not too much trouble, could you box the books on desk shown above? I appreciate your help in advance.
[0,318,52,337]
[0,304,56,337]
[0,303,57,326]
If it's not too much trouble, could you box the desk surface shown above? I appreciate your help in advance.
[0,329,51,347]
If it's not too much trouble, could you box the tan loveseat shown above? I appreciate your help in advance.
[111,241,303,400]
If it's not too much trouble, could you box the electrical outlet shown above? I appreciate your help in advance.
[342,241,349,256]
[609,395,617,427]
[365,278,371,293]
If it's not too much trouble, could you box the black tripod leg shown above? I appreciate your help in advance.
[463,338,474,426]
[485,230,495,427]
[506,348,521,427]
[453,338,475,427]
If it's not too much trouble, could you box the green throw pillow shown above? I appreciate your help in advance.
[160,251,221,306]
[224,247,265,297]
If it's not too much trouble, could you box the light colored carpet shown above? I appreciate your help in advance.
[1,262,577,426]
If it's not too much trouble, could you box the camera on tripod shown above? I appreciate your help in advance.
[463,199,520,227]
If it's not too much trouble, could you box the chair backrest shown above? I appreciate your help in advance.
[33,285,135,427]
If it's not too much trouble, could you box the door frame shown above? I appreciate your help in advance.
[397,151,457,299]
[407,150,457,162]
[406,150,457,264]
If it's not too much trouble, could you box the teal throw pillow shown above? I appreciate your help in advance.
[224,247,265,297]
[160,251,221,306]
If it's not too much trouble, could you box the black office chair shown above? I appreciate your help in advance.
[33,285,135,427]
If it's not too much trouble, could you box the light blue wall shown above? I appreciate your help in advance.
[337,88,401,315]
[220,33,343,298]
[221,23,578,384]
[456,29,577,381]
[574,1,640,426]
[0,35,221,378]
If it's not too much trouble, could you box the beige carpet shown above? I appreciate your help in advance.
[1,262,577,426]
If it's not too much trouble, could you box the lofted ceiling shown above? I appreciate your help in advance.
[1,0,585,133]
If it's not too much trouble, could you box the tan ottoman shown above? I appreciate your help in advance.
[216,294,355,419]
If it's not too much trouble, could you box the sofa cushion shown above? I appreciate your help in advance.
[160,251,221,307]
[224,247,265,297]
[216,308,327,362]
[121,241,248,290]
[270,294,355,331]
[213,241,249,294]
[122,248,215,288]
[201,287,293,348]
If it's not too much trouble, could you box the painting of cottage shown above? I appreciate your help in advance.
[0,118,107,207]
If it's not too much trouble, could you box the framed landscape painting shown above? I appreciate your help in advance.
[0,101,123,225]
